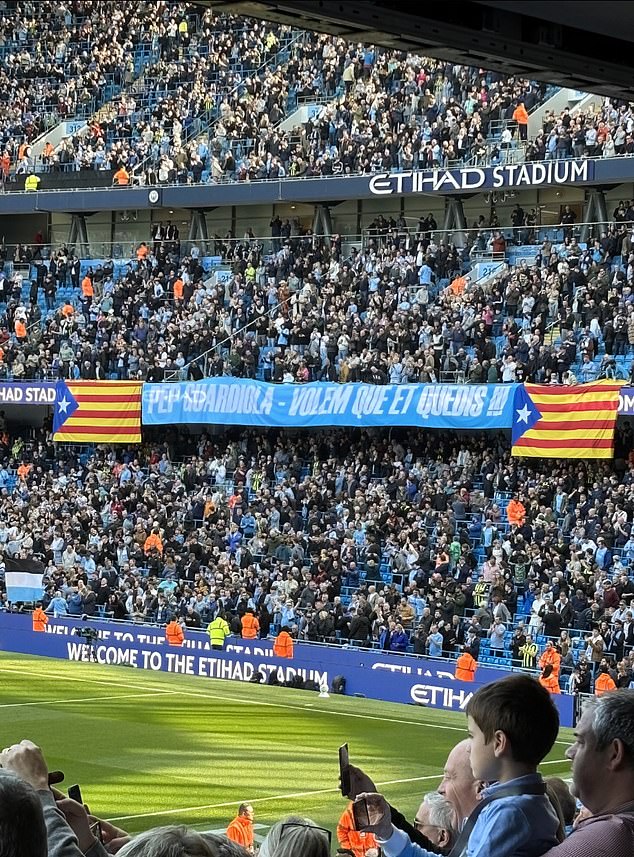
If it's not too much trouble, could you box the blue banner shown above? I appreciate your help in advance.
[0,614,574,725]
[142,379,517,430]
[618,388,634,416]
[0,382,55,405]
[368,159,594,196]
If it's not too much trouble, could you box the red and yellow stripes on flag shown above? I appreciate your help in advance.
[512,381,623,459]
[53,381,142,444]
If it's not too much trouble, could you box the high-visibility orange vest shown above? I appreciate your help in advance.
[226,815,254,849]
[595,672,617,696]
[173,278,184,300]
[15,319,26,339]
[539,648,561,678]
[241,613,259,639]
[166,621,184,646]
[114,167,130,185]
[337,804,378,857]
[539,674,561,694]
[32,607,48,632]
[144,533,163,554]
[81,276,94,297]
[455,652,477,682]
[273,631,294,658]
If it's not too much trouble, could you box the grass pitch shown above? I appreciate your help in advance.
[0,653,573,839]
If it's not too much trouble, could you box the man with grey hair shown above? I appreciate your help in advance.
[543,689,634,856]
[346,739,481,852]
[413,793,458,855]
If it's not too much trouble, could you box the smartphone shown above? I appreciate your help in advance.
[339,743,350,797]
[352,798,371,830]
[68,784,83,804]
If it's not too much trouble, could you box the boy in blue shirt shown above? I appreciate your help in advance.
[355,674,561,857]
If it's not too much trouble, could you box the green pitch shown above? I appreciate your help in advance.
[0,653,573,839]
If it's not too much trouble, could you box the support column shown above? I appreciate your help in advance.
[579,189,608,244]
[442,197,467,248]
[67,213,90,258]
[312,204,332,238]
[187,209,209,254]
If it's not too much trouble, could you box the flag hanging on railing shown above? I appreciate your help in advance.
[5,556,45,603]
[511,381,623,459]
[52,380,142,444]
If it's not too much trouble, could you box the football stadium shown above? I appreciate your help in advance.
[1,2,634,856]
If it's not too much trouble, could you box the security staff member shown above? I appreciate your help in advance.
[207,612,230,650]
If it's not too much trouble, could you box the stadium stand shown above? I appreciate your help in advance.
[13,3,558,185]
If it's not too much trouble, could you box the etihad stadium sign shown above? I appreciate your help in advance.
[368,159,593,196]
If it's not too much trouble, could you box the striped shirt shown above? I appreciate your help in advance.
[542,808,634,857]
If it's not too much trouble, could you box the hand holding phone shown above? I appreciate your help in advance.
[339,743,350,797]
[352,793,393,840]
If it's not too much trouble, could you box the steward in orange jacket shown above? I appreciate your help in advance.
[538,642,561,678]
[273,628,294,658]
[539,664,561,694]
[595,669,617,696]
[506,496,526,527]
[337,802,378,857]
[144,530,164,555]
[226,804,254,851]
[455,649,477,682]
[32,606,48,632]
[241,609,259,639]
[166,620,184,646]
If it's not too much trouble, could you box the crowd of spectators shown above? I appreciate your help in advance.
[51,12,295,177]
[524,100,634,163]
[8,687,634,857]
[1,418,634,698]
[48,6,551,184]
[0,1,196,180]
[1,203,634,387]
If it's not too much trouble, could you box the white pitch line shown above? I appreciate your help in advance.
[0,663,573,746]
[107,760,570,823]
[0,691,180,709]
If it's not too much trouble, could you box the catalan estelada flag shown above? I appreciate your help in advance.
[52,379,142,444]
[511,381,623,459]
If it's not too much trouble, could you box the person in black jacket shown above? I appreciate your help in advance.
[348,608,372,647]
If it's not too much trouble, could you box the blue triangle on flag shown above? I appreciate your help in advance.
[512,386,541,444]
[53,379,79,434]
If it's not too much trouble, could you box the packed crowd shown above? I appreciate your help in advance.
[1,420,634,695]
[0,0,194,178]
[52,13,296,178]
[48,2,551,184]
[5,686,634,857]
[525,99,634,163]
[2,204,634,386]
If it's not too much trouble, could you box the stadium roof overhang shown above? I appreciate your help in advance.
[198,0,634,101]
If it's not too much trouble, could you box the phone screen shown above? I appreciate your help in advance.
[68,784,83,804]
[352,798,371,830]
[339,743,350,797]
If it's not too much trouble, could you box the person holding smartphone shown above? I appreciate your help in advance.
[337,801,379,857]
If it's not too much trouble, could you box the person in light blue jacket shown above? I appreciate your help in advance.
[354,675,561,857]
[426,624,443,657]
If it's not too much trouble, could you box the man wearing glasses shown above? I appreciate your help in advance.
[413,793,458,855]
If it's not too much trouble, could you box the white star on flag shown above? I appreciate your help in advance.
[57,396,71,415]
[516,404,532,424]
